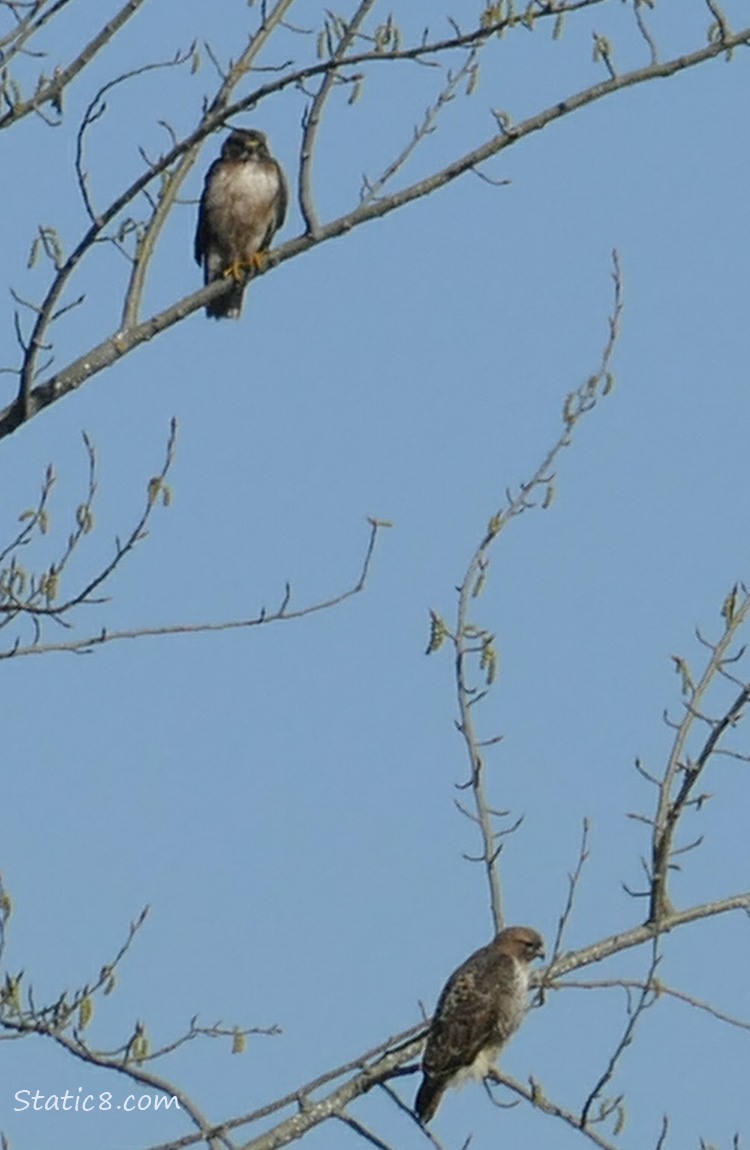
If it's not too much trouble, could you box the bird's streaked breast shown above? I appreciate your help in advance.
[207,162,279,215]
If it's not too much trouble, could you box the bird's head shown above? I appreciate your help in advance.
[496,925,545,964]
[221,129,270,163]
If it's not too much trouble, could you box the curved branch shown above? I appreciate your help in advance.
[553,977,750,1033]
[0,517,387,658]
[447,253,622,931]
[546,892,750,980]
[298,1,378,236]
[650,590,750,921]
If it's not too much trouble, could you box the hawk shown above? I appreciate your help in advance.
[194,128,287,319]
[415,925,544,1124]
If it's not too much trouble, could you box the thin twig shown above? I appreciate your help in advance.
[448,254,622,932]
[553,977,750,1032]
[299,0,378,236]
[579,937,661,1127]
[0,517,387,658]
[650,590,750,921]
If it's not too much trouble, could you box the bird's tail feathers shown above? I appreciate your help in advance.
[414,1075,444,1125]
[206,281,245,320]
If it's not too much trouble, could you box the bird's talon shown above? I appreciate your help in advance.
[247,251,269,273]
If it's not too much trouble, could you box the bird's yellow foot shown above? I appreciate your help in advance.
[222,251,269,282]
[223,260,245,283]
[246,250,269,273]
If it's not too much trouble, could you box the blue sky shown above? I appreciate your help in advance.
[1,2,749,1148]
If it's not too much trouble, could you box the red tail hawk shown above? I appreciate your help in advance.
[415,925,544,1124]
[194,128,287,319]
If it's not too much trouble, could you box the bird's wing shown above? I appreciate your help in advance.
[194,160,220,265]
[423,951,515,1079]
[274,159,288,233]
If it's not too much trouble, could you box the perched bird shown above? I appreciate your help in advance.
[194,128,287,319]
[415,925,545,1124]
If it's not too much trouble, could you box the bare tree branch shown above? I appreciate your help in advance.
[0,515,387,658]
[554,978,750,1033]
[544,819,592,981]
[648,588,750,921]
[579,938,660,1129]
[298,1,378,236]
[488,1067,620,1150]
[432,252,622,931]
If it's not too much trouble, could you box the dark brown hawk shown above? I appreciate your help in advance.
[415,925,544,1124]
[194,128,287,320]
